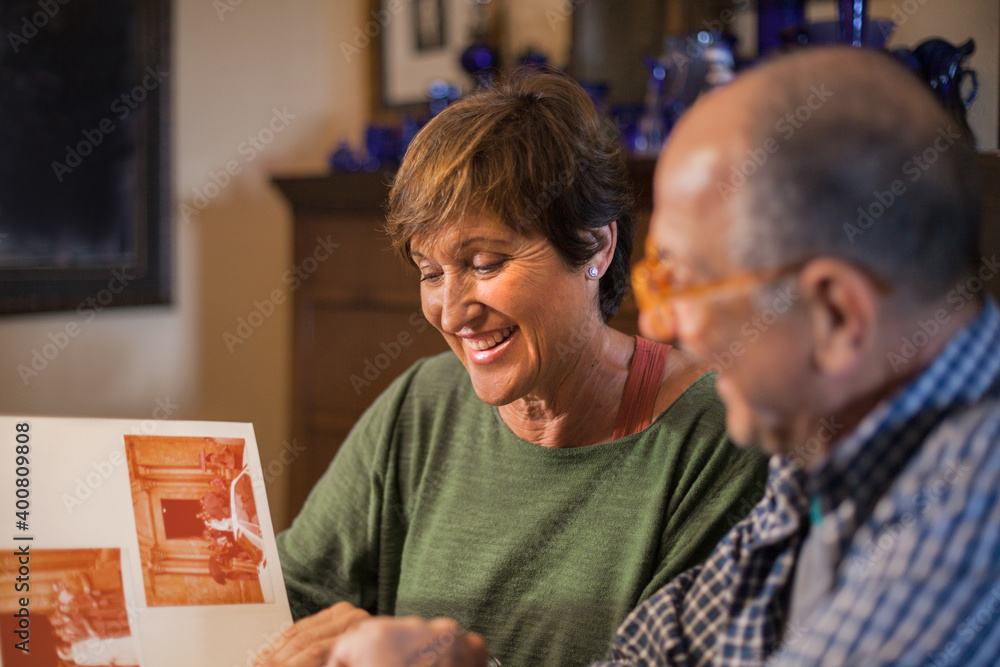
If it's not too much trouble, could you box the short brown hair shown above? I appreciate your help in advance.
[386,68,635,321]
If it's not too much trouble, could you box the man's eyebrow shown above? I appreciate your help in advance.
[648,243,671,260]
[692,256,717,276]
[649,241,717,278]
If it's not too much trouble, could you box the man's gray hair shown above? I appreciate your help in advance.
[730,48,980,302]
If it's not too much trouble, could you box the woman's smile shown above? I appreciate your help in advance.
[460,325,519,363]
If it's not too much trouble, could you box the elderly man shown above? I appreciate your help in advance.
[316,46,1000,666]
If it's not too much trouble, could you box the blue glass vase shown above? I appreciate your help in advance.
[758,0,806,56]
[838,0,869,47]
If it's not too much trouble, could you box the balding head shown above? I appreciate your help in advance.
[664,46,980,304]
[648,47,983,457]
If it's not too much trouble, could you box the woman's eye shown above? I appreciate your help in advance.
[419,273,442,283]
[472,259,506,275]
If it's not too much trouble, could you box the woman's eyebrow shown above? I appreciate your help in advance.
[457,236,509,250]
[411,236,510,260]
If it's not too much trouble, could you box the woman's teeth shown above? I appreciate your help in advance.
[467,326,516,351]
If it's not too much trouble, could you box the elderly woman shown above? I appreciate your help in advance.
[266,70,766,667]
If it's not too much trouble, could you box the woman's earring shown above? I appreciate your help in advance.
[588,266,599,278]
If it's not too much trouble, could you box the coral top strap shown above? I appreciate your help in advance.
[611,337,671,439]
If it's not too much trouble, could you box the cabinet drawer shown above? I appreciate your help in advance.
[309,306,451,417]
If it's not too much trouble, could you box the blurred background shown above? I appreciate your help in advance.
[0,0,997,530]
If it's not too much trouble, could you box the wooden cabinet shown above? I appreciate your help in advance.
[275,171,442,517]
[274,153,1000,521]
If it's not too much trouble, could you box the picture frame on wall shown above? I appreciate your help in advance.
[376,0,478,110]
[0,0,171,315]
[413,0,447,51]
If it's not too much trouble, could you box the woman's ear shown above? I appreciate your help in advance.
[589,221,617,277]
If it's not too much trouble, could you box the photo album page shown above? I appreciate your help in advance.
[0,416,292,666]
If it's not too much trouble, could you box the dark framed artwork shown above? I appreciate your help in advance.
[375,0,477,110]
[0,0,171,314]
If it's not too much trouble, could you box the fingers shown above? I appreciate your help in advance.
[462,632,489,666]
[327,616,487,667]
[253,602,371,667]
[412,618,464,667]
[423,623,488,667]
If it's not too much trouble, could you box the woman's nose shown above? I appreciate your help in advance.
[439,273,482,333]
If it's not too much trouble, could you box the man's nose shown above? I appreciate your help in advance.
[670,298,709,348]
[638,302,676,343]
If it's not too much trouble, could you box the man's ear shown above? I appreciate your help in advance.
[588,221,617,277]
[798,258,880,376]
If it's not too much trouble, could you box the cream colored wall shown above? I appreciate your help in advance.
[0,0,369,530]
[503,0,573,68]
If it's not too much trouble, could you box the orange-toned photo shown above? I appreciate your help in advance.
[0,548,139,666]
[124,435,270,606]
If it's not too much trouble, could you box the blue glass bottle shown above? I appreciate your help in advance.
[758,0,806,56]
[839,0,869,47]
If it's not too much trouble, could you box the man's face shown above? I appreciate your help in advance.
[645,117,814,455]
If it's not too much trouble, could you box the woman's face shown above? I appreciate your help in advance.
[411,214,602,406]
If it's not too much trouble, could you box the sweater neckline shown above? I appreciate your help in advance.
[487,371,715,456]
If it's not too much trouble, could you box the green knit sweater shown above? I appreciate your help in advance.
[277,352,767,666]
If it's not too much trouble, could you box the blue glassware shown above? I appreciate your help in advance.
[363,124,398,172]
[578,81,609,114]
[838,0,869,47]
[610,104,643,156]
[329,140,361,172]
[636,55,671,158]
[758,0,806,56]
[460,41,497,88]
[804,19,893,48]
[912,38,978,109]
[459,0,496,88]
[397,115,423,162]
[427,80,461,117]
[518,48,548,69]
[913,38,978,143]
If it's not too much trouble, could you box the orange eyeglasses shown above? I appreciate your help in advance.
[631,240,894,342]
[630,240,806,339]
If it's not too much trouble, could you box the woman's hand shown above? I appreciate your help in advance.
[326,616,488,667]
[252,602,371,667]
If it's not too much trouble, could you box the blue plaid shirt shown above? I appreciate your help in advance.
[597,299,1000,667]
